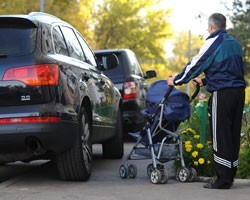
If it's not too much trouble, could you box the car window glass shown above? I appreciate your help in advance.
[0,27,36,56]
[99,53,126,83]
[52,26,68,56]
[76,32,97,67]
[60,26,85,61]
[127,51,143,76]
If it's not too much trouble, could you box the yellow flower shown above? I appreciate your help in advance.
[184,141,191,146]
[198,158,205,164]
[187,128,196,134]
[196,143,204,149]
[185,142,192,147]
[207,140,212,145]
[185,143,193,152]
[181,130,187,134]
[192,151,199,158]
[194,161,198,166]
[194,134,200,139]
[207,160,211,164]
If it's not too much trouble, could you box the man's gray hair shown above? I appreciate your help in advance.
[208,13,226,30]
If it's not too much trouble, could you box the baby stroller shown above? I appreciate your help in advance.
[119,80,200,184]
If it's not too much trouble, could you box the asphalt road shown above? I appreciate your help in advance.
[0,143,249,200]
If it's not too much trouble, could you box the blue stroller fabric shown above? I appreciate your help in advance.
[129,80,190,144]
[145,80,190,122]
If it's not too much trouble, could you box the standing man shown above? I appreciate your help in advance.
[167,13,245,189]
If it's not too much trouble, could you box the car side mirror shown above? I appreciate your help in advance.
[145,70,157,79]
[96,53,119,71]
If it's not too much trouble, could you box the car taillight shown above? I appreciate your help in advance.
[122,81,138,99]
[3,64,59,86]
[0,116,61,124]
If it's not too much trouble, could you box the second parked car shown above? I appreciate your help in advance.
[95,49,157,135]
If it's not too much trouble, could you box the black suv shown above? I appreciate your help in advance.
[94,49,156,134]
[0,12,123,181]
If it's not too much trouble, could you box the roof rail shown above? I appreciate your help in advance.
[29,12,61,21]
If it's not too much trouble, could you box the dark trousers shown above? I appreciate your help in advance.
[208,87,245,184]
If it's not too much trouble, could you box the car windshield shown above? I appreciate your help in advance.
[0,27,37,56]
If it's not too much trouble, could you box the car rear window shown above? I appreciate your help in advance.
[98,53,126,83]
[0,26,37,56]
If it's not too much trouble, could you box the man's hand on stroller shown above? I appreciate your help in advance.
[193,77,204,87]
[167,75,175,86]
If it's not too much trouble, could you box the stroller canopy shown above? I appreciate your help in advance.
[146,80,190,122]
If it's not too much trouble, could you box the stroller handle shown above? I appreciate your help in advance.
[190,82,200,102]
[160,85,174,105]
[164,85,174,99]
[163,82,200,103]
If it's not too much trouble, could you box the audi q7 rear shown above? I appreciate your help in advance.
[0,12,123,181]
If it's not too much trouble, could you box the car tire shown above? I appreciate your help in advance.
[56,107,92,181]
[102,108,124,159]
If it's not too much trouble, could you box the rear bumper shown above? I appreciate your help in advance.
[122,99,145,131]
[0,120,78,154]
[0,103,78,157]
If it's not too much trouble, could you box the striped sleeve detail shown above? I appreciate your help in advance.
[174,35,221,85]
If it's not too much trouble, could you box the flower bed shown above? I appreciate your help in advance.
[180,127,215,177]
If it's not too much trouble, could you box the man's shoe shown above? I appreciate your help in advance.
[203,180,232,189]
[203,182,215,189]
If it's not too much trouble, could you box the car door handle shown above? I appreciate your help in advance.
[82,73,90,81]
[98,79,105,85]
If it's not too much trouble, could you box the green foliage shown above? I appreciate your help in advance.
[0,0,38,14]
[168,31,204,73]
[0,0,95,43]
[43,0,95,43]
[241,105,250,147]
[0,0,173,66]
[93,0,173,62]
[229,0,250,81]
[237,146,250,179]
[236,105,250,179]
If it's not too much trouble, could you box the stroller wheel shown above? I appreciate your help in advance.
[150,169,162,184]
[147,164,154,178]
[188,167,197,182]
[119,164,128,179]
[157,164,168,184]
[128,164,137,178]
[176,167,190,182]
[160,169,168,184]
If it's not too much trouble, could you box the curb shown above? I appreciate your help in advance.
[234,178,250,184]
[197,176,250,184]
[197,176,211,182]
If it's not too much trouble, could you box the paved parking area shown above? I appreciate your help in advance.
[0,143,249,200]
